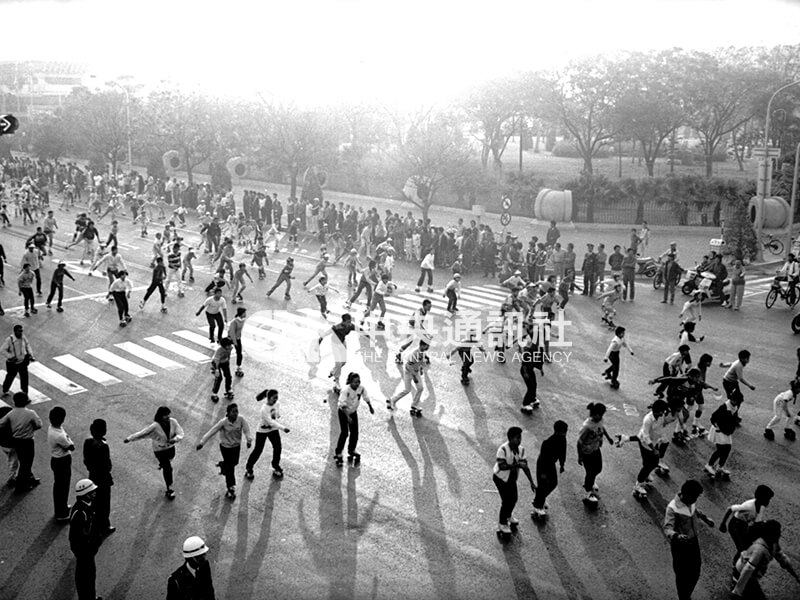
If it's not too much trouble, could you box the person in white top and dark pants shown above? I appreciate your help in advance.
[124,406,184,499]
[48,406,75,521]
[245,389,290,479]
[334,373,374,466]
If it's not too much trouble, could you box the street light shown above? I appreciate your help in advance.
[107,81,132,175]
[787,141,800,260]
[755,79,800,261]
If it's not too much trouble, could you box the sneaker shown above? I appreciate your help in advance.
[414,287,420,293]
[244,469,255,481]
[633,482,647,495]
[531,507,547,518]
[24,312,30,318]
[508,516,519,526]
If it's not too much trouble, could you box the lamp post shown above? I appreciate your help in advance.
[787,141,800,260]
[756,80,800,261]
[107,81,132,175]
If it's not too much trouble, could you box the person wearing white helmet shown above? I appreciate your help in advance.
[69,478,101,600]
[166,536,216,600]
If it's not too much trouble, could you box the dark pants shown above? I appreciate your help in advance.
[143,281,165,304]
[51,454,72,518]
[46,281,64,308]
[349,279,372,305]
[670,537,701,600]
[21,287,35,311]
[316,295,328,315]
[268,273,292,296]
[446,288,458,312]
[582,272,595,296]
[728,517,750,555]
[365,293,386,318]
[637,441,660,483]
[220,444,240,488]
[233,339,243,368]
[655,362,672,396]
[73,549,98,600]
[664,280,676,303]
[246,430,282,471]
[417,268,433,288]
[622,269,635,300]
[492,472,518,524]
[336,408,359,456]
[580,449,603,491]
[457,347,474,380]
[92,484,111,532]
[723,379,743,404]
[708,443,732,467]
[533,469,557,509]
[13,437,35,485]
[206,312,224,343]
[154,447,175,488]
[33,269,42,294]
[520,365,537,406]
[604,351,620,382]
[113,291,129,320]
[212,362,232,394]
[3,358,30,394]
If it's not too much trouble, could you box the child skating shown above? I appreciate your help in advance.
[602,326,634,389]
[763,380,800,440]
[615,399,668,499]
[576,403,615,506]
[306,276,338,318]
[210,337,235,403]
[334,372,374,467]
[704,395,743,481]
[244,389,290,480]
[231,263,254,304]
[531,420,568,520]
[597,283,623,329]
[493,426,535,539]
[388,340,429,417]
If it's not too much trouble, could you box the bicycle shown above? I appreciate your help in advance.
[762,234,784,256]
[765,276,798,309]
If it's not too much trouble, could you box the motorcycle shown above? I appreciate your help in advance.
[636,256,657,278]
[681,265,714,295]
[697,276,730,305]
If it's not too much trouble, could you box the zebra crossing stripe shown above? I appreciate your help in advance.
[27,362,87,395]
[85,348,156,378]
[144,335,211,363]
[0,372,51,404]
[172,330,218,349]
[53,355,122,386]
[114,342,184,370]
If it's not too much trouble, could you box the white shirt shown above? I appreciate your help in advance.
[3,334,34,363]
[126,419,184,452]
[337,384,370,413]
[48,425,74,458]
[109,278,132,293]
[493,441,525,481]
[203,296,227,315]
[605,335,632,358]
[257,401,287,432]
[420,254,435,270]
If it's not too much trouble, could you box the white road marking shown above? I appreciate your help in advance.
[0,372,51,404]
[114,342,184,370]
[144,335,211,363]
[27,363,87,395]
[53,355,122,386]
[85,348,155,378]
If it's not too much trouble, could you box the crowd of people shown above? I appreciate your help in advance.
[1,157,799,600]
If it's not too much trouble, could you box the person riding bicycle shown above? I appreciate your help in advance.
[775,254,799,294]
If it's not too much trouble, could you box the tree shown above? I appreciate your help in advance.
[536,57,623,174]
[682,50,774,177]
[388,108,474,223]
[615,50,687,176]
[462,77,521,171]
[723,196,758,261]
[28,112,69,160]
[144,90,222,185]
[61,88,132,175]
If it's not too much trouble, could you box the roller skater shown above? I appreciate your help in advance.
[334,373,374,467]
[719,485,775,564]
[388,340,429,416]
[196,403,252,500]
[531,420,568,520]
[576,403,615,506]
[318,314,357,397]
[603,326,633,389]
[763,380,800,440]
[244,389,289,480]
[618,399,667,499]
[493,426,535,539]
[704,395,742,481]
[597,283,623,329]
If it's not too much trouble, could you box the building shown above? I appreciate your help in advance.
[0,61,88,115]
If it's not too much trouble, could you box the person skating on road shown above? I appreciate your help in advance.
[679,288,706,325]
[763,380,800,441]
[244,388,290,480]
[678,321,704,348]
[518,324,544,413]
[361,273,394,330]
[18,263,37,316]
[266,256,294,301]
[166,536,216,600]
[688,354,717,436]
[704,395,743,480]
[720,350,755,406]
[139,256,168,314]
[303,253,330,287]
[69,479,103,600]
[227,307,247,377]
[493,426,535,536]
[597,283,623,328]
[346,258,377,309]
[306,276,338,318]
[447,327,485,386]
[19,244,43,296]
[90,245,126,298]
[68,218,99,266]
[42,210,58,253]
[196,287,228,344]
[719,484,774,564]
[109,270,133,327]
[0,392,42,491]
[576,403,615,505]
[415,249,435,293]
[123,406,185,500]
[318,314,357,395]
[531,420,568,519]
[196,403,252,500]
[396,299,433,360]
[617,399,668,498]
[181,246,196,283]
[388,340,429,416]
[443,273,462,313]
[209,337,235,403]
[230,263,253,304]
[164,243,184,297]
[83,418,116,538]
[2,325,35,396]
[45,262,75,313]
[650,345,692,398]
[334,372,374,466]
[603,326,634,388]
[730,520,800,599]
[48,406,75,522]
[662,479,715,600]
[250,243,268,280]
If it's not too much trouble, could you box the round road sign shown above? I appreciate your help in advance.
[501,196,512,211]
[500,212,511,226]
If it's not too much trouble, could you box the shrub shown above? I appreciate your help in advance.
[551,140,610,159]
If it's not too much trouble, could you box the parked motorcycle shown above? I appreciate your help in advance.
[696,275,730,305]
[636,256,657,278]
[681,266,714,295]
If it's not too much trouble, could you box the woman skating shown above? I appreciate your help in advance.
[244,389,290,480]
[576,403,615,505]
[616,399,668,498]
[704,395,743,480]
[196,403,252,499]
[123,406,184,499]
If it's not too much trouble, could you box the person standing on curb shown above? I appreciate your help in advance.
[334,372,374,466]
[227,307,247,377]
[109,270,133,327]
[196,403,252,500]
[3,325,35,396]
[0,392,42,491]
[244,389,290,480]
[661,253,682,305]
[69,479,102,600]
[196,287,228,345]
[46,262,75,313]
[662,479,715,600]
[167,536,216,600]
[123,406,184,500]
[83,418,116,538]
[48,406,74,522]
[493,426,535,536]
[531,420,568,519]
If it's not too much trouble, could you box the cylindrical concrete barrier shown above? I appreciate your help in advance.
[226,157,248,179]
[748,195,791,229]
[534,189,572,222]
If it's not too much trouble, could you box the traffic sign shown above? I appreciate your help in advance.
[0,114,19,136]
[501,196,512,211]
[752,147,781,158]
[500,212,511,226]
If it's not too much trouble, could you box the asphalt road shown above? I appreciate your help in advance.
[0,203,798,600]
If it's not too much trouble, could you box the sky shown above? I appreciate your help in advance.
[3,0,800,107]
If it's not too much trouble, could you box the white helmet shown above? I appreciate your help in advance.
[75,479,97,496]
[182,536,209,558]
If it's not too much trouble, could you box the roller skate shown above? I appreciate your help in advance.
[692,425,706,437]
[632,482,648,500]
[716,468,731,481]
[235,369,244,377]
[395,353,402,364]
[520,404,534,415]
[784,428,796,441]
[165,488,176,500]
[375,321,385,331]
[211,394,220,403]
[531,505,548,521]
[614,434,627,448]
[654,463,670,477]
[703,464,717,479]
[119,320,127,328]
[427,287,434,293]
[583,489,599,506]
[496,522,512,541]
[177,290,185,298]
[334,454,344,467]
[225,485,236,500]
[347,452,361,466]
[410,407,423,418]
[508,516,519,532]
[609,379,620,390]
[160,306,168,314]
[272,467,284,478]
[763,428,775,440]
[461,377,470,386]
[385,399,395,412]
[224,391,235,401]
[125,315,132,323]
[244,469,255,480]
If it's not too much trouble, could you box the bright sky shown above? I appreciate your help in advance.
[4,0,800,107]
